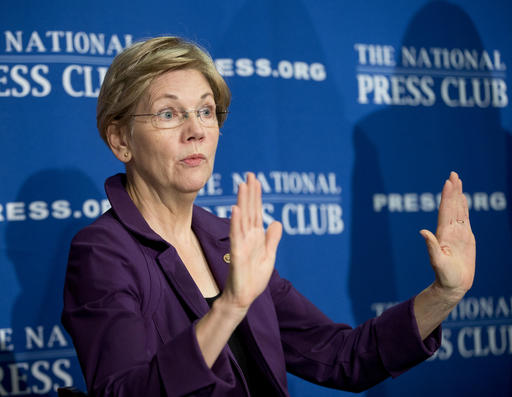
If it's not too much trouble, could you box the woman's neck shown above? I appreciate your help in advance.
[125,171,197,245]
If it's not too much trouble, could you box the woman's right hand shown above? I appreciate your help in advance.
[222,172,283,313]
[196,172,282,368]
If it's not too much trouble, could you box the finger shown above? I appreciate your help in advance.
[449,170,459,187]
[246,172,257,227]
[461,182,470,220]
[457,176,474,232]
[237,182,249,234]
[455,173,462,195]
[266,221,283,257]
[452,175,467,223]
[254,177,263,227]
[449,172,470,227]
[230,205,242,245]
[462,194,472,229]
[437,177,456,228]
[457,176,470,222]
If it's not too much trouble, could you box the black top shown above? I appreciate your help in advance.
[205,294,278,396]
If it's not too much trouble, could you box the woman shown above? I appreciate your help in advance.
[62,36,475,396]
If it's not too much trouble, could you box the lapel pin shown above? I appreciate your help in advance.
[223,253,231,264]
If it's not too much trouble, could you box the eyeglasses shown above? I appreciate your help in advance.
[130,105,228,130]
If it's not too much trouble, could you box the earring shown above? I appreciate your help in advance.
[124,152,129,158]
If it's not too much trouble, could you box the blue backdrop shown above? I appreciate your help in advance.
[1,1,511,396]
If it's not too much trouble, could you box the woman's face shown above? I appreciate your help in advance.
[126,68,220,196]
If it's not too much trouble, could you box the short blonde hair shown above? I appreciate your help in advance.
[97,36,231,143]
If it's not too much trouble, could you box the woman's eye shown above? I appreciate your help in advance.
[199,107,213,118]
[159,110,174,120]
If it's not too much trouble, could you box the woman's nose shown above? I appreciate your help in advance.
[181,112,206,141]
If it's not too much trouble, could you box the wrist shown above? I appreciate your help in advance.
[430,281,466,307]
[213,293,249,325]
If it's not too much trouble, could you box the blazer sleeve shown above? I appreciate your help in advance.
[268,270,441,392]
[61,221,238,397]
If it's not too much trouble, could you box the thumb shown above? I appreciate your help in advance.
[420,229,441,264]
[266,221,283,256]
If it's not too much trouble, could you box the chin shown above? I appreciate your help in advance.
[178,176,209,194]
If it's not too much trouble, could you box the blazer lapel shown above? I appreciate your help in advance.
[157,247,210,318]
[156,206,232,320]
[191,206,232,292]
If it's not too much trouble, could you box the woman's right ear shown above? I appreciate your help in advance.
[106,123,132,163]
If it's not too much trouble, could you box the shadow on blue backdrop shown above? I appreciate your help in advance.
[350,2,512,396]
[4,169,100,395]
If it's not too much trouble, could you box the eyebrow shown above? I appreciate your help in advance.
[152,92,213,103]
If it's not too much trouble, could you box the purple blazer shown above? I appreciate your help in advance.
[62,174,440,396]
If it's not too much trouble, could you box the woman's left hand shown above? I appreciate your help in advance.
[420,171,476,303]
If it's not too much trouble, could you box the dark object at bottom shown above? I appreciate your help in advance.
[57,387,88,397]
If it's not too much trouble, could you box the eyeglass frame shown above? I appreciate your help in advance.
[128,106,229,130]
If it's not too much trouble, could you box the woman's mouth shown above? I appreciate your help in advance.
[181,154,206,166]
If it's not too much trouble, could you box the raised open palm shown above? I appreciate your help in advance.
[224,173,283,309]
[420,172,476,299]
